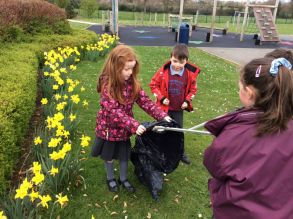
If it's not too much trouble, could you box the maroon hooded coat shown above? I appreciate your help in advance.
[204,108,293,219]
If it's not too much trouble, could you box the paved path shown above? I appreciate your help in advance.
[198,47,275,65]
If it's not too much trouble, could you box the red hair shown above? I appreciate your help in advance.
[97,45,141,104]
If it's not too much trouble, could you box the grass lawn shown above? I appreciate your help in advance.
[60,46,240,218]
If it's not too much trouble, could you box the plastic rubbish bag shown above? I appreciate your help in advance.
[131,120,184,200]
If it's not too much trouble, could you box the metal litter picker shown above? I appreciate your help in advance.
[152,121,211,135]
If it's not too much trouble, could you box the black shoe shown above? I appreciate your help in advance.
[107,179,119,193]
[118,179,135,193]
[181,153,191,165]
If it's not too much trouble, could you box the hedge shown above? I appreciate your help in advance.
[0,30,99,194]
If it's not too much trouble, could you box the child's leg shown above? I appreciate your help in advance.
[119,160,128,181]
[105,160,115,180]
[119,160,135,192]
[168,110,183,127]
[105,160,119,192]
[168,111,190,164]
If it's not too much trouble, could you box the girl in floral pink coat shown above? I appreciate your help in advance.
[92,45,171,193]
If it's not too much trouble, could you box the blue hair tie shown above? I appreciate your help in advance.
[269,58,292,77]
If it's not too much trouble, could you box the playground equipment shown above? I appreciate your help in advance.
[110,0,118,35]
[101,10,111,32]
[168,14,193,37]
[240,0,280,43]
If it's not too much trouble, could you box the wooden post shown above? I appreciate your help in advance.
[102,11,105,31]
[195,10,199,25]
[240,0,249,42]
[210,0,217,42]
[236,13,241,33]
[155,12,157,24]
[273,0,280,23]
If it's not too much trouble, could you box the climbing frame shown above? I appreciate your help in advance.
[253,7,279,42]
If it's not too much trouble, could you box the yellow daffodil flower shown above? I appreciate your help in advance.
[29,189,39,202]
[69,113,76,122]
[71,95,80,104]
[41,98,48,105]
[38,194,52,208]
[32,173,44,185]
[0,211,7,219]
[56,193,69,208]
[34,136,42,145]
[49,166,59,176]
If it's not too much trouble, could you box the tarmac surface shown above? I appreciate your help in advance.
[87,24,293,65]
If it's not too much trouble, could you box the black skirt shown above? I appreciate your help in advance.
[91,137,131,161]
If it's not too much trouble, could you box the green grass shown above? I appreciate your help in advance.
[59,46,240,218]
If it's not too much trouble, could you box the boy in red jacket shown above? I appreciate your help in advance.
[149,44,201,164]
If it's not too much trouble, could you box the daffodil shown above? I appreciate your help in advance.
[62,142,72,153]
[69,113,76,122]
[34,136,42,145]
[48,137,62,148]
[80,135,91,147]
[69,65,77,70]
[80,86,85,92]
[71,95,80,104]
[15,178,32,199]
[41,98,48,105]
[56,193,69,208]
[55,94,62,101]
[32,162,42,174]
[83,100,89,107]
[53,84,59,90]
[29,189,39,202]
[0,211,7,219]
[38,194,51,208]
[32,173,45,185]
[49,166,59,176]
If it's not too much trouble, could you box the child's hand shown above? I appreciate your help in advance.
[181,102,188,109]
[164,116,172,122]
[136,125,146,135]
[163,98,170,105]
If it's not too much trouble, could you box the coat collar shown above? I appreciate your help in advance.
[204,107,261,136]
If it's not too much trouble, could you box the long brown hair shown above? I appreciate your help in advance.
[240,57,293,136]
[97,45,141,104]
[265,49,293,65]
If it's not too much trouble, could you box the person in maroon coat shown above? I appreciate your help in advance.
[92,45,171,193]
[204,57,293,219]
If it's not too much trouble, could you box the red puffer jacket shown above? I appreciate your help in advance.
[149,61,201,112]
[95,80,167,141]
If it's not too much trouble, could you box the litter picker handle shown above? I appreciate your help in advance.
[152,126,211,135]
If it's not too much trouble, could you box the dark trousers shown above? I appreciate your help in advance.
[168,110,185,154]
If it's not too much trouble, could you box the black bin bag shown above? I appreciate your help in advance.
[131,120,184,200]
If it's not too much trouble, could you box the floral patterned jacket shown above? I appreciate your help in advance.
[95,80,167,141]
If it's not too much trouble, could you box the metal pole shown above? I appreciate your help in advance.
[178,0,184,42]
[210,0,217,42]
[152,126,211,135]
[111,0,118,34]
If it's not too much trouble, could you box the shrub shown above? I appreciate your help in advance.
[80,0,99,17]
[65,0,78,18]
[0,30,98,194]
[0,0,71,42]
